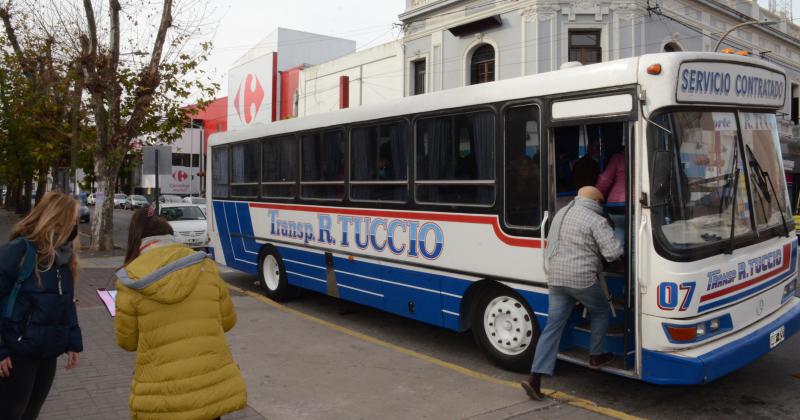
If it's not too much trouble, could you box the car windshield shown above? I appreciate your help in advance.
[160,206,206,221]
[649,111,792,253]
[132,195,147,201]
[161,195,181,203]
[115,194,126,199]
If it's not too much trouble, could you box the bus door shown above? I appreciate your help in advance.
[544,92,638,371]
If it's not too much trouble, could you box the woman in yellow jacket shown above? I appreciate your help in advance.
[114,207,247,420]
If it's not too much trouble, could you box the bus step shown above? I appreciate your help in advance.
[557,347,635,376]
[573,322,626,337]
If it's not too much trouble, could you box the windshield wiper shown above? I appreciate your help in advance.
[727,142,740,254]
[746,145,790,237]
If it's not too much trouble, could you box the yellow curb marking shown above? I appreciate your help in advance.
[228,284,646,420]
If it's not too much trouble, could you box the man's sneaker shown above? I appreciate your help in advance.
[520,373,545,400]
[589,352,613,368]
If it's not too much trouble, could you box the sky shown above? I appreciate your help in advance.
[194,0,407,99]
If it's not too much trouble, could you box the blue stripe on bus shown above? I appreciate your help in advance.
[234,201,260,254]
[698,246,797,313]
[213,201,258,274]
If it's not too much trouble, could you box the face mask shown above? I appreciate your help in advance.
[66,224,78,244]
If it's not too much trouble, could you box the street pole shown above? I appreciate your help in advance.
[155,147,160,213]
[714,20,779,52]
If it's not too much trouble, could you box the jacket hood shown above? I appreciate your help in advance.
[116,244,208,304]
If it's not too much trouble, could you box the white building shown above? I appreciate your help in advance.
[298,41,405,116]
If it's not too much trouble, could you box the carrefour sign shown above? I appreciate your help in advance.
[676,62,785,107]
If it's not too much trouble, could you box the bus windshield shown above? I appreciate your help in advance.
[648,111,792,254]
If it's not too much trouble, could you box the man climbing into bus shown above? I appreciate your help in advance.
[521,186,623,400]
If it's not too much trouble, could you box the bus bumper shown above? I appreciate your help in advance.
[641,297,800,385]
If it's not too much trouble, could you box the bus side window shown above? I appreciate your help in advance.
[212,146,229,198]
[262,135,298,199]
[230,142,260,197]
[505,105,542,228]
[415,111,495,205]
[351,122,409,203]
[301,130,346,200]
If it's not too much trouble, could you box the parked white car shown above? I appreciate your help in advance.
[158,203,208,248]
[183,196,206,215]
[113,193,127,208]
[87,193,96,205]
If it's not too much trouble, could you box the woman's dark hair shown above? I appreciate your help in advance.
[125,207,174,264]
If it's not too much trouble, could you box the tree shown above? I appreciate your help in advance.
[76,0,216,251]
[0,6,78,213]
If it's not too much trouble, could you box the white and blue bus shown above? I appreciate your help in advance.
[207,52,799,384]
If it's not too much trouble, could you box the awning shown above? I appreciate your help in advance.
[448,15,502,37]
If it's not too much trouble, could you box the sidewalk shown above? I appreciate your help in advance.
[28,260,616,420]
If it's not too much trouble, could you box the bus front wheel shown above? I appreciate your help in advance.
[471,287,539,372]
[257,246,295,302]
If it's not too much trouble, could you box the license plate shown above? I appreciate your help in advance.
[769,326,785,349]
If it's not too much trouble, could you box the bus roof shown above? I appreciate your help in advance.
[209,52,784,146]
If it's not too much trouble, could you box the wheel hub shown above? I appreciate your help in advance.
[262,255,280,291]
[483,295,534,356]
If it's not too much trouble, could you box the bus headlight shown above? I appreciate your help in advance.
[663,315,732,343]
[783,276,798,301]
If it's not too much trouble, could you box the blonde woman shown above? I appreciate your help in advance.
[0,192,83,420]
[115,208,246,420]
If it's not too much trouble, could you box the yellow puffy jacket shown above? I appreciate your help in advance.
[114,241,247,420]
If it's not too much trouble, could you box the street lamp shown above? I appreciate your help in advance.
[714,20,779,52]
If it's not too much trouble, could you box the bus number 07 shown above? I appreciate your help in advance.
[657,282,696,311]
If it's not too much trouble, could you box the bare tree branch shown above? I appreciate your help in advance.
[124,0,172,137]
[0,4,34,79]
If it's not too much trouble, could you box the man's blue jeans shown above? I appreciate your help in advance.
[530,282,610,376]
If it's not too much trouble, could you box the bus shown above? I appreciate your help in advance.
[207,52,799,384]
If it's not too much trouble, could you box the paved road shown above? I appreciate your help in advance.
[222,269,800,420]
[78,207,135,252]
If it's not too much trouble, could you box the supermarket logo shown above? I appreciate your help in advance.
[233,74,265,124]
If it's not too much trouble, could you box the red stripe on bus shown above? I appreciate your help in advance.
[247,202,542,248]
[699,244,791,302]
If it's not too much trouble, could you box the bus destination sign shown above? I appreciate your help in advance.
[676,62,785,107]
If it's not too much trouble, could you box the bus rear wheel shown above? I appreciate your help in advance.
[471,287,539,372]
[257,246,295,302]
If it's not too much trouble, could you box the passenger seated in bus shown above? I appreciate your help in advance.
[507,155,539,226]
[521,186,623,400]
[571,140,601,190]
[596,147,626,246]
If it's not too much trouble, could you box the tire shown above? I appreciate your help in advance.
[257,246,296,302]
[471,287,540,372]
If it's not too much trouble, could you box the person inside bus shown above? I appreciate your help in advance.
[571,140,601,190]
[596,147,626,246]
[521,186,623,400]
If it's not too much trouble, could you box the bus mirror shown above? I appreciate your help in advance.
[650,150,672,207]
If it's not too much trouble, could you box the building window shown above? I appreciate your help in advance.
[470,44,495,85]
[413,59,426,95]
[792,83,799,125]
[568,30,601,64]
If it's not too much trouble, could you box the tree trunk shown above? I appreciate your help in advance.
[89,156,117,252]
[20,176,32,214]
[35,168,47,204]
